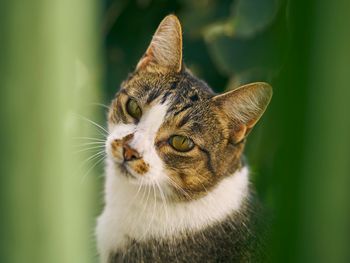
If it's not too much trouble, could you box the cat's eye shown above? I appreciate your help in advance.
[126,98,142,120]
[169,135,194,152]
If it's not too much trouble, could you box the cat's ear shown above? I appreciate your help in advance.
[136,15,183,72]
[212,82,272,143]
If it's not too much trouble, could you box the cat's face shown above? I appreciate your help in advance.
[105,15,272,200]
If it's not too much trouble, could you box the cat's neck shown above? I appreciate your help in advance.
[97,160,249,260]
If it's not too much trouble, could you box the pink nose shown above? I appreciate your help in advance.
[122,143,140,161]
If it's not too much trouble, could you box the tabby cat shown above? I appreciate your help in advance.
[96,15,272,263]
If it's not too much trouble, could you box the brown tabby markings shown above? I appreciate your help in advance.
[108,15,272,201]
[109,68,248,199]
[111,134,150,175]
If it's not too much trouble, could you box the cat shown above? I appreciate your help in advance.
[96,14,272,263]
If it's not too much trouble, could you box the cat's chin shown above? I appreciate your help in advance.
[107,155,148,180]
[117,162,137,179]
[111,161,146,186]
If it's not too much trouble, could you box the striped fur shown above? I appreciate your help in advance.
[97,15,272,263]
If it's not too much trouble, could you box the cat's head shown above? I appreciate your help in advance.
[106,15,272,200]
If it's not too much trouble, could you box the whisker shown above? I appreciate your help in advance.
[79,150,106,169]
[155,181,169,235]
[139,182,148,205]
[74,145,105,154]
[75,114,109,136]
[132,184,152,243]
[134,179,144,202]
[126,179,145,236]
[73,136,106,142]
[141,183,157,241]
[200,182,209,195]
[124,183,151,255]
[167,177,191,200]
[73,142,105,149]
[80,155,105,184]
[90,102,110,110]
[140,185,152,217]
[127,179,144,208]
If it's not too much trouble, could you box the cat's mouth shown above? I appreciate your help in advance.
[118,162,137,179]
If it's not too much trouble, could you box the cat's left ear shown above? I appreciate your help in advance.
[136,15,183,72]
[212,82,272,144]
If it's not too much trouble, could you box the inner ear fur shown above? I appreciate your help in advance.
[212,82,272,143]
[136,14,183,72]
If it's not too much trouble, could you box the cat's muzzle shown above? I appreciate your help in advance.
[111,134,150,176]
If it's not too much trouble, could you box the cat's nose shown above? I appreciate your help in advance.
[122,143,140,162]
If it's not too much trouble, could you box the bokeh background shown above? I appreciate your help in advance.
[1,0,350,262]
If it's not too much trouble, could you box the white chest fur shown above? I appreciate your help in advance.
[96,163,249,263]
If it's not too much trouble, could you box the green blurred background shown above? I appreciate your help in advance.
[0,0,349,262]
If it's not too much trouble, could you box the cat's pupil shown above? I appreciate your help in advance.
[169,135,194,152]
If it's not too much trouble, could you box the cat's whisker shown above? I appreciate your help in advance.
[75,114,109,136]
[74,145,106,154]
[167,177,191,200]
[83,154,106,177]
[123,182,151,256]
[76,146,102,156]
[127,178,144,208]
[134,179,144,201]
[90,102,110,110]
[73,136,106,141]
[135,183,154,243]
[169,181,188,197]
[127,183,151,250]
[155,181,169,234]
[139,181,148,206]
[122,178,140,237]
[73,141,105,153]
[73,137,106,145]
[80,154,105,184]
[73,143,105,152]
[72,138,106,153]
[86,120,108,135]
[79,149,106,170]
[141,182,157,241]
[200,182,209,195]
[134,185,150,238]
[73,141,105,148]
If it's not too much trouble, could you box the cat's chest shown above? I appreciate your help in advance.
[96,167,250,262]
[96,194,196,263]
[108,210,260,263]
[96,191,220,256]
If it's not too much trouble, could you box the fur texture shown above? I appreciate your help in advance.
[96,15,272,263]
[97,165,250,262]
[108,195,267,263]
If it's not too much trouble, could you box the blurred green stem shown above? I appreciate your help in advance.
[0,1,101,262]
[300,0,350,262]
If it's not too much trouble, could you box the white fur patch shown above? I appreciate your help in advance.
[96,164,249,262]
[128,103,169,184]
[105,103,168,182]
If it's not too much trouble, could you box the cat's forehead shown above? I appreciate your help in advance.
[121,70,214,115]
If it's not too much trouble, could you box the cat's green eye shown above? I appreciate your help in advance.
[169,135,194,152]
[126,98,142,120]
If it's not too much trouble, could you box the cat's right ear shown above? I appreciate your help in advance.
[136,15,183,72]
[212,82,272,144]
